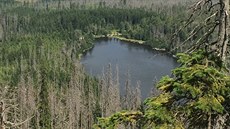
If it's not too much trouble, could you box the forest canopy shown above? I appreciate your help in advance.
[0,0,229,129]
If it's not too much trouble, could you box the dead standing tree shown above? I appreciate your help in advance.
[0,100,34,129]
[171,0,229,64]
[0,101,4,129]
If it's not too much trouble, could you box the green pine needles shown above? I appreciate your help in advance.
[95,50,230,129]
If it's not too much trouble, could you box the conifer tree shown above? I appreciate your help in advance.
[38,65,51,129]
[95,51,230,129]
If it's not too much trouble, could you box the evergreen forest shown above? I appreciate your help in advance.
[0,0,229,129]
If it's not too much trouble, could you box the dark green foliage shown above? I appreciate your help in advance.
[95,50,230,128]
[1,4,189,50]
[1,1,219,129]
[38,64,51,129]
[94,93,183,128]
[95,111,143,129]
[0,32,101,128]
[158,51,230,128]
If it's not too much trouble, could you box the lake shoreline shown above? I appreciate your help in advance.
[94,34,167,52]
[80,38,178,99]
[79,33,175,60]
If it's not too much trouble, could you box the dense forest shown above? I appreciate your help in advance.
[0,3,191,48]
[0,0,229,129]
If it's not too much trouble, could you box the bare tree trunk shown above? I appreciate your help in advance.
[18,75,28,129]
[0,14,5,42]
[0,101,5,129]
[208,113,211,129]
[218,0,229,62]
[123,72,132,110]
[48,83,56,129]
[114,65,121,111]
[0,23,3,42]
[133,81,141,110]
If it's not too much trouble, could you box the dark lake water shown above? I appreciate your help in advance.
[81,38,178,98]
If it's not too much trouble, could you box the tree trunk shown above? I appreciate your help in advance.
[0,15,4,42]
[208,113,211,129]
[0,23,3,42]
[218,0,229,63]
[0,101,5,129]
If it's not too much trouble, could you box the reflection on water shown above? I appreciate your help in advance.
[81,38,178,98]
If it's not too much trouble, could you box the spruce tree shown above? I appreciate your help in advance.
[38,64,51,129]
[94,51,230,128]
